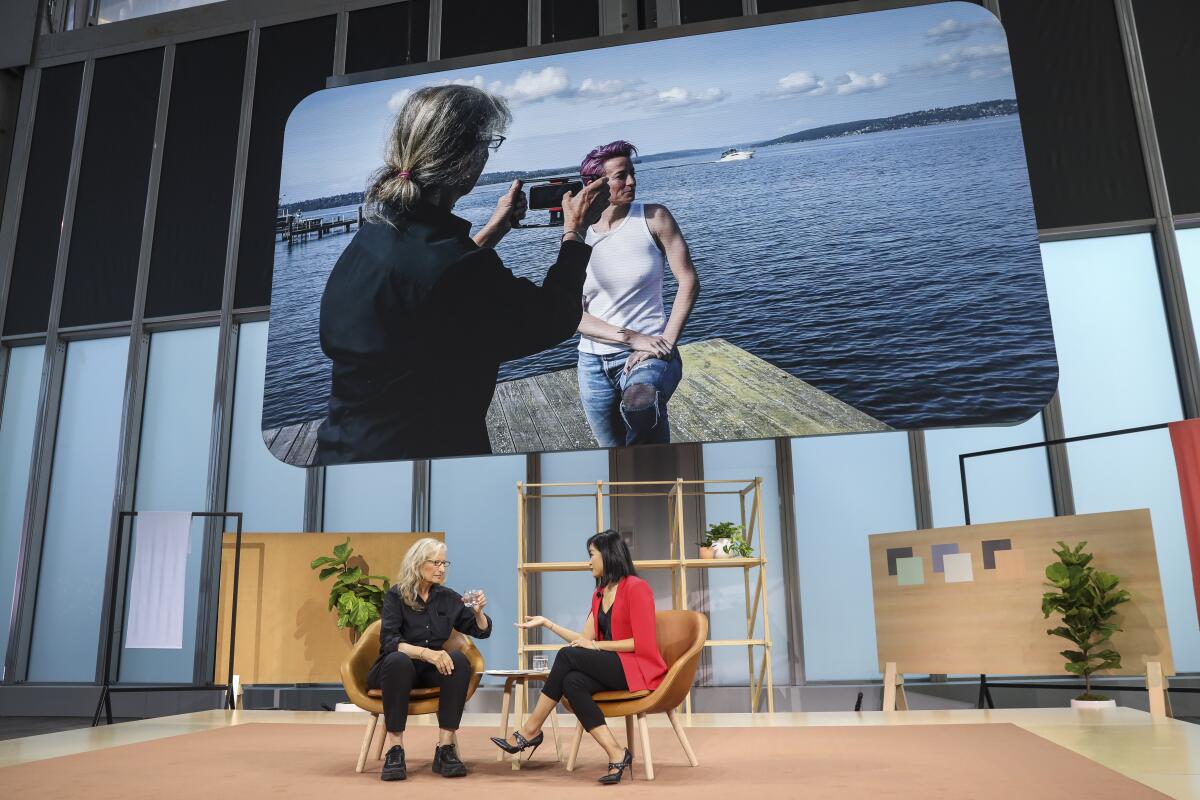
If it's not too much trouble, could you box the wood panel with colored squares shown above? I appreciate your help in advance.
[869,509,1173,676]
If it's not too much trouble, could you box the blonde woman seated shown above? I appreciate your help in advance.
[368,538,491,781]
[490,530,666,785]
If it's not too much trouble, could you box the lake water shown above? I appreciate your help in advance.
[264,116,1056,433]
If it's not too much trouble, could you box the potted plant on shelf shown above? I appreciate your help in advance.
[700,522,754,560]
[1041,540,1131,709]
[310,537,392,641]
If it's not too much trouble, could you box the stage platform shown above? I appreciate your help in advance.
[1,708,1197,798]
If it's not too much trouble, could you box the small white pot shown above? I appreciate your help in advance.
[334,702,366,712]
[1070,698,1116,710]
[712,538,734,559]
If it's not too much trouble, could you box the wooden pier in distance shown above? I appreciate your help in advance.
[277,207,363,245]
[262,338,889,465]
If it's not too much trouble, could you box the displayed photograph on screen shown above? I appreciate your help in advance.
[262,1,1056,466]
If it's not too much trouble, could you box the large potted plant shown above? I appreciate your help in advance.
[1041,540,1131,709]
[310,537,391,640]
[700,522,754,559]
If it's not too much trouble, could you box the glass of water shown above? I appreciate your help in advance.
[531,655,550,672]
[462,589,483,609]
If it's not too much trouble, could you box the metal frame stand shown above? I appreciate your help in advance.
[92,511,244,726]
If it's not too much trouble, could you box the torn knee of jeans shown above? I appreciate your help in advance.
[621,384,658,411]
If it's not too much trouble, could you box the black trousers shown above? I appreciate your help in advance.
[541,647,627,732]
[368,650,472,733]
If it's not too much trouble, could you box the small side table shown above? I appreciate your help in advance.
[484,670,561,770]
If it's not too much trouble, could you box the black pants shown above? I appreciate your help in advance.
[541,647,627,732]
[368,650,472,733]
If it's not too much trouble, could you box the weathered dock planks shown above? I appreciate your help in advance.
[261,338,889,465]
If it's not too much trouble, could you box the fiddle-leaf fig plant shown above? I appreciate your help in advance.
[1040,540,1131,701]
[310,537,391,636]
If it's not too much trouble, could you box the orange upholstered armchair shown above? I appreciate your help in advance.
[564,609,708,780]
[340,619,485,772]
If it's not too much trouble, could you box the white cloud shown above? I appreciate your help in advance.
[836,71,888,95]
[386,89,413,113]
[766,69,889,98]
[494,66,571,106]
[649,86,728,109]
[925,17,1003,45]
[906,43,1010,77]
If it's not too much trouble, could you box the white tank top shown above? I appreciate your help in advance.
[579,202,667,355]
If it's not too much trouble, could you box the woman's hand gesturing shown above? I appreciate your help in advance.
[514,615,549,629]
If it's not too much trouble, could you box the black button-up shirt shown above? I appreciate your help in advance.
[376,584,492,663]
[316,202,590,463]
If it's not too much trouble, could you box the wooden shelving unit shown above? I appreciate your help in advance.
[516,478,774,713]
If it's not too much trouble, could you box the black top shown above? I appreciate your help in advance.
[597,600,612,641]
[376,584,492,664]
[316,203,591,463]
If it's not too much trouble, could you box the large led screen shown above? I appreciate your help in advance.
[263,2,1056,466]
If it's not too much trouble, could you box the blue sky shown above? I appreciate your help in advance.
[281,2,1014,202]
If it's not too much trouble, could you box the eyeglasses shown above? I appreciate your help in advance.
[425,559,451,568]
[481,134,506,152]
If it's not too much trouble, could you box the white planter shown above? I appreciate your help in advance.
[1070,698,1116,710]
[711,538,734,559]
[335,702,366,712]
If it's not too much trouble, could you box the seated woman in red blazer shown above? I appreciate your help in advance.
[491,529,666,784]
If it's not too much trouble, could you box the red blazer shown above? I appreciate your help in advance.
[589,575,667,692]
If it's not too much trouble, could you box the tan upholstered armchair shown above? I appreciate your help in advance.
[564,609,708,780]
[340,619,485,772]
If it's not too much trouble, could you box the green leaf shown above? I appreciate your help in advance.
[318,566,340,581]
[1045,563,1069,587]
[310,555,336,569]
[332,538,351,560]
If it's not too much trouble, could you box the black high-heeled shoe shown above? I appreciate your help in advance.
[489,730,543,761]
[597,747,633,785]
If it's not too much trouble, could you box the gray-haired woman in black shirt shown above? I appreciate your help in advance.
[369,537,491,780]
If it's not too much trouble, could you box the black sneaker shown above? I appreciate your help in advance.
[432,744,468,778]
[381,745,406,781]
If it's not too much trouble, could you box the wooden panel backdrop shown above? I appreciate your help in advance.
[215,532,442,684]
[870,510,1173,676]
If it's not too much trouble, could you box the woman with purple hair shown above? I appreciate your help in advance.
[574,140,699,447]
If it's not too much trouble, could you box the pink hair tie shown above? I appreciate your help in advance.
[397,170,412,179]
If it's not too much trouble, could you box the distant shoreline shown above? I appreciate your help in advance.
[279,99,1017,214]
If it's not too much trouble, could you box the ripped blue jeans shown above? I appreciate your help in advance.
[577,348,683,448]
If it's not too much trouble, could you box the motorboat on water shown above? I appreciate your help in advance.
[718,147,754,162]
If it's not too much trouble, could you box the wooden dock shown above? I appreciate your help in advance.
[262,338,889,465]
[277,207,362,244]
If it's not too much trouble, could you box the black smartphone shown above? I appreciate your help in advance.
[528,178,583,210]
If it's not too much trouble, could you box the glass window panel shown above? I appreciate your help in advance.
[924,415,1055,529]
[226,321,305,531]
[27,336,129,681]
[324,461,413,531]
[430,454,523,670]
[792,432,915,681]
[4,63,83,337]
[118,328,218,682]
[680,0,742,25]
[346,1,430,74]
[1179,228,1200,338]
[541,0,599,44]
[701,440,790,686]
[539,451,608,645]
[145,33,247,318]
[0,345,46,675]
[60,48,163,328]
[999,0,1152,228]
[235,17,336,310]
[440,0,526,59]
[1132,0,1200,214]
[1042,234,1199,671]
[95,0,227,24]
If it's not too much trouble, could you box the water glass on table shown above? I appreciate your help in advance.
[531,655,550,673]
